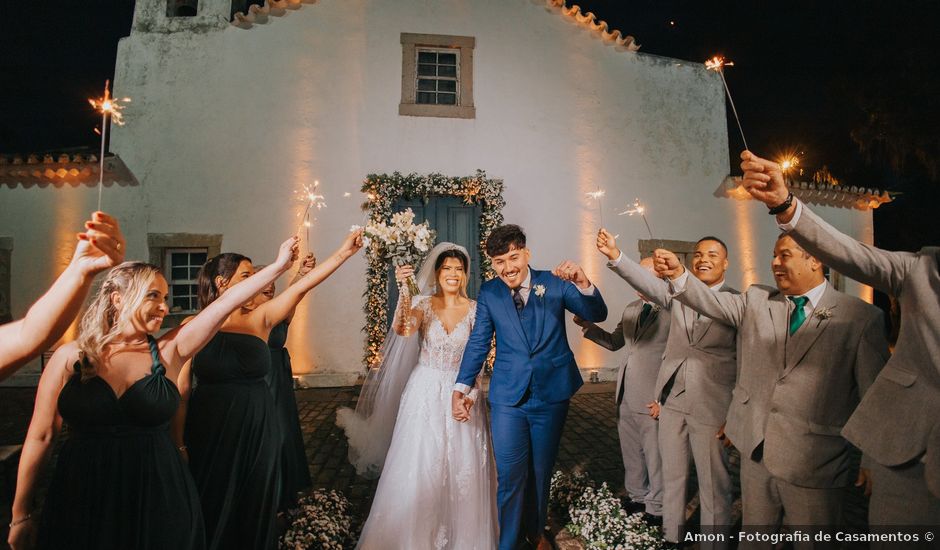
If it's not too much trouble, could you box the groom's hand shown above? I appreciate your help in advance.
[553,260,591,289]
[452,391,470,422]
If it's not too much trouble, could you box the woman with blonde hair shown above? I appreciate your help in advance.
[179,229,362,550]
[7,236,300,550]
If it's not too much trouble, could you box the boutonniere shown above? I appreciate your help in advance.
[534,284,546,298]
[814,306,835,326]
[651,305,662,314]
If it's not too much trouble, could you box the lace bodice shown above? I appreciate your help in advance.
[413,296,476,372]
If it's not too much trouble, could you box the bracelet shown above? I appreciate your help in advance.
[767,191,794,215]
[178,445,188,452]
[9,513,32,528]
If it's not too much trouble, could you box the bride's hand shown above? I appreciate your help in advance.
[395,265,415,285]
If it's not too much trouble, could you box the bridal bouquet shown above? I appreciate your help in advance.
[357,208,435,295]
[279,489,355,550]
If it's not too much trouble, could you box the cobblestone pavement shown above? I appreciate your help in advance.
[1,383,870,549]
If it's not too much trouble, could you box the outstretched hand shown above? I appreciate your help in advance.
[341,228,365,258]
[740,151,790,208]
[451,391,472,422]
[298,253,317,276]
[653,249,684,280]
[74,211,126,276]
[274,236,301,272]
[552,260,591,289]
[595,229,621,262]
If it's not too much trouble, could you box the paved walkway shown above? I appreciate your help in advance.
[0,383,870,548]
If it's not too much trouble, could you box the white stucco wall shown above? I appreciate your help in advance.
[0,0,874,386]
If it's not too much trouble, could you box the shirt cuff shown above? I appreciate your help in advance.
[607,251,624,267]
[577,283,596,296]
[668,270,690,295]
[453,383,473,395]
[777,199,803,232]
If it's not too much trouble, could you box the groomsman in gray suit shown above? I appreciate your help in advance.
[574,257,670,522]
[741,150,940,527]
[595,231,738,545]
[652,234,888,530]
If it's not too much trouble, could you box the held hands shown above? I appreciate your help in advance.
[595,229,621,262]
[451,390,473,422]
[652,249,684,280]
[552,260,591,289]
[739,151,790,208]
[74,211,126,276]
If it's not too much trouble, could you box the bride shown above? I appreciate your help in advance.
[336,243,497,549]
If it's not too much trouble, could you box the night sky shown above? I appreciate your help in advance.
[2,1,938,251]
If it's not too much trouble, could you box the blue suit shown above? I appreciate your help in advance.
[456,268,607,549]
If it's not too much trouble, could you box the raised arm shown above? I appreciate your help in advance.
[577,315,627,352]
[596,229,672,308]
[655,249,746,328]
[7,345,74,549]
[169,236,299,361]
[741,151,915,296]
[255,229,363,330]
[390,265,425,336]
[0,212,125,380]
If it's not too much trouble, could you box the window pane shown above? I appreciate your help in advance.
[417,64,437,77]
[438,93,457,105]
[188,284,199,296]
[417,91,435,104]
[192,252,207,265]
[438,80,457,92]
[189,267,200,279]
[438,64,457,78]
[171,267,188,281]
[173,296,189,310]
[171,252,187,265]
[438,52,457,65]
[417,51,436,64]
[417,79,436,91]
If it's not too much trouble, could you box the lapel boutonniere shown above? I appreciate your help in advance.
[813,306,835,326]
[533,284,546,299]
[651,305,662,314]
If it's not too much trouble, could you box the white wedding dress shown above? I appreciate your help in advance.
[338,296,498,549]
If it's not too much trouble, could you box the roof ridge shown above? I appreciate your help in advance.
[230,0,640,53]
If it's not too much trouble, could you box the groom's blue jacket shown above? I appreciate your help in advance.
[457,268,607,405]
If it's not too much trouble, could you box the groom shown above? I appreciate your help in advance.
[453,224,607,550]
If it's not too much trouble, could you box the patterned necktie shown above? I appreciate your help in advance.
[639,303,653,326]
[512,287,525,314]
[788,295,809,335]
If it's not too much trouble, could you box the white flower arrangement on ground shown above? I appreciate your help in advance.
[551,470,663,550]
[357,207,435,295]
[279,489,355,550]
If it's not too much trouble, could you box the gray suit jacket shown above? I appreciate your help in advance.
[581,298,671,413]
[788,204,940,496]
[673,275,888,488]
[608,256,738,426]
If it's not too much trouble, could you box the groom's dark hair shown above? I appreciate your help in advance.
[486,225,527,257]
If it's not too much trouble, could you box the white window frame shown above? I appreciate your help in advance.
[399,33,475,119]
[415,47,461,106]
[165,247,208,314]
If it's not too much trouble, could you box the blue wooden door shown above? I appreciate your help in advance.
[387,196,481,325]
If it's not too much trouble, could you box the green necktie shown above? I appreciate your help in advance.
[788,295,809,335]
[639,303,653,326]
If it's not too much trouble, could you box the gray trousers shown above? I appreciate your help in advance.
[659,406,732,544]
[618,400,663,516]
[868,459,940,525]
[740,453,843,527]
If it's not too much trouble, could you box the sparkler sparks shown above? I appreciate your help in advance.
[705,55,748,151]
[89,80,131,211]
[296,180,327,249]
[619,198,654,239]
[585,188,606,227]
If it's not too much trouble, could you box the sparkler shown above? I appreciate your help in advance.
[705,56,748,151]
[585,187,606,227]
[296,180,327,249]
[88,80,130,211]
[619,198,654,239]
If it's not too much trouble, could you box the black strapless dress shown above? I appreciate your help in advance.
[39,335,205,550]
[185,332,281,550]
[265,321,312,508]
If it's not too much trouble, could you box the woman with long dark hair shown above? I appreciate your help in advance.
[178,229,362,550]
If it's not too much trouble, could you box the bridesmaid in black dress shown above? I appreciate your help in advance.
[252,253,316,509]
[178,230,362,550]
[8,237,299,550]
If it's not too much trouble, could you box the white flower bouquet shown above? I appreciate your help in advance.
[357,208,435,295]
[279,489,355,550]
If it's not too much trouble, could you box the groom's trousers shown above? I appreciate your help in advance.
[490,392,569,550]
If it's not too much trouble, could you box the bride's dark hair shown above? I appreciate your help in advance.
[433,248,469,272]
